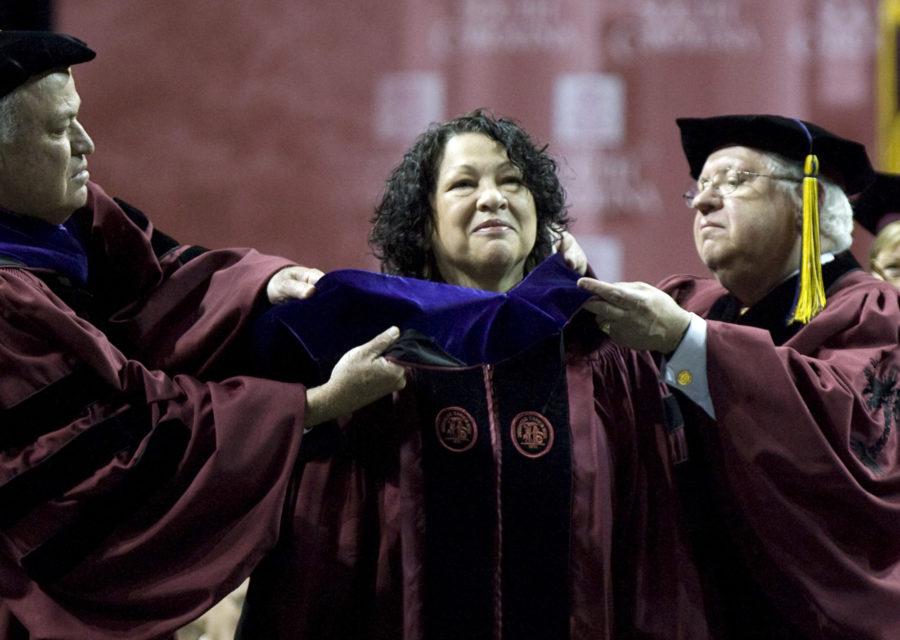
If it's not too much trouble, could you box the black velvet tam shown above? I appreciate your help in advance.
[677,114,875,196]
[0,30,94,98]
[851,171,900,235]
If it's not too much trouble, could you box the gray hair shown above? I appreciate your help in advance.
[0,90,22,144]
[763,151,854,254]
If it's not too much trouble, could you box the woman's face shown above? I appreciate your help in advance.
[429,132,537,291]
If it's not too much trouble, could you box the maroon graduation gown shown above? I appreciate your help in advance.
[0,183,309,639]
[660,253,900,640]
[237,316,711,640]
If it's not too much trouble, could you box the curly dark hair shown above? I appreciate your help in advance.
[369,109,570,279]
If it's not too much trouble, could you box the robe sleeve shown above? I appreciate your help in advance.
[0,267,308,640]
[81,183,297,376]
[698,282,900,638]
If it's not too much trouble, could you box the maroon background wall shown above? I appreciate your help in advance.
[57,0,880,283]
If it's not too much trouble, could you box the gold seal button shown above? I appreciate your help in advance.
[510,411,555,458]
[676,369,693,386]
[435,406,478,452]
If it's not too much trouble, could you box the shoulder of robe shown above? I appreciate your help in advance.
[655,273,722,311]
[827,271,900,326]
[0,266,50,305]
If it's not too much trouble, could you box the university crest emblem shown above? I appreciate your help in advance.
[435,406,477,452]
[510,411,554,458]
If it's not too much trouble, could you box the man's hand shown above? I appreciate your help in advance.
[552,229,588,275]
[577,278,691,353]
[305,326,407,427]
[267,265,325,304]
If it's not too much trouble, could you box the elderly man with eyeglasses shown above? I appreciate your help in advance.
[580,115,900,639]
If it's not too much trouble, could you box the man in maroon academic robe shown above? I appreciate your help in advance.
[580,115,900,639]
[0,31,407,639]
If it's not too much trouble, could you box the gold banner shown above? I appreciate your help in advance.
[880,0,900,170]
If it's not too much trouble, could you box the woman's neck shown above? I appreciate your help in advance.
[440,266,524,292]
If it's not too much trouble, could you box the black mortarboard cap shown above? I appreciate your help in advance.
[851,171,900,235]
[0,31,94,99]
[676,114,875,196]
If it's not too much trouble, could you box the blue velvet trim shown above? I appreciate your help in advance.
[0,209,88,285]
[252,254,591,370]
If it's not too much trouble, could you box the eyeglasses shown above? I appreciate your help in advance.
[682,169,801,208]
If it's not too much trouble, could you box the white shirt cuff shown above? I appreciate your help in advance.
[662,313,715,419]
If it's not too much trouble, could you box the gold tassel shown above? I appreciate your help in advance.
[790,154,826,324]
